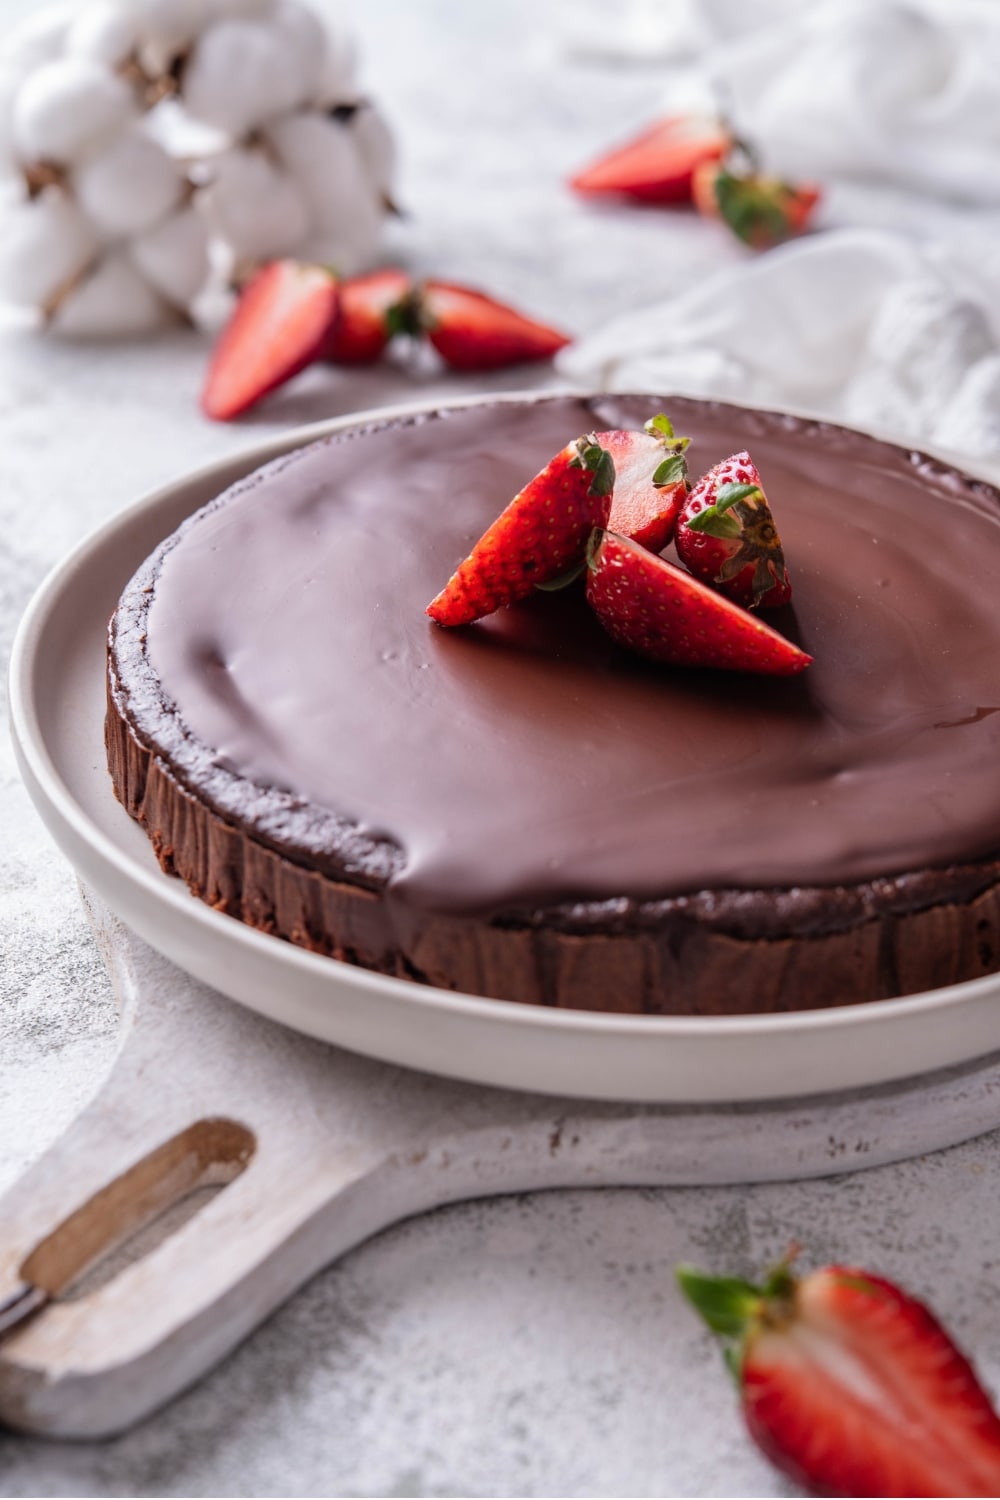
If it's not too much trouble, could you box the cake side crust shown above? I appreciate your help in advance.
[106,670,1000,1015]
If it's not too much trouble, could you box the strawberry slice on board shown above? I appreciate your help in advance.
[678,1258,1000,1498]
[676,450,792,609]
[585,531,810,676]
[600,413,690,553]
[693,157,820,248]
[324,267,413,365]
[201,261,339,422]
[570,114,730,204]
[420,280,571,371]
[427,436,615,627]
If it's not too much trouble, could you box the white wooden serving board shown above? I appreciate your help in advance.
[2,887,1000,1441]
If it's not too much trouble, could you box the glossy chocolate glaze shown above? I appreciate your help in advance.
[115,396,1000,925]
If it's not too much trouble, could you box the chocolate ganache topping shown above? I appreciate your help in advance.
[125,395,1000,921]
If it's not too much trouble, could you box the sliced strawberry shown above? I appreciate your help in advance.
[325,267,413,365]
[201,261,339,421]
[570,114,730,204]
[427,436,614,626]
[600,412,690,553]
[693,157,820,248]
[677,451,792,609]
[420,281,570,371]
[585,531,809,675]
[679,1258,1000,1498]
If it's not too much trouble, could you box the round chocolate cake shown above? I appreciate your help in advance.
[106,394,1000,1014]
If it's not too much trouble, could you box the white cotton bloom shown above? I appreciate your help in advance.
[196,146,311,260]
[131,203,210,306]
[124,0,205,55]
[203,0,276,20]
[349,103,395,198]
[52,248,174,336]
[11,57,136,167]
[269,0,328,107]
[0,188,100,307]
[266,109,384,236]
[183,17,312,137]
[0,71,21,180]
[74,126,184,236]
[314,6,357,103]
[65,4,142,68]
[5,5,75,75]
[266,107,386,271]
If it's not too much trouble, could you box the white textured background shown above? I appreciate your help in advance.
[2,1,1000,1494]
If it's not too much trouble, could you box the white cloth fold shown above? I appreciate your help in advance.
[704,0,1000,208]
[557,229,1000,459]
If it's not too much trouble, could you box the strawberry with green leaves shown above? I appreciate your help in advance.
[679,1255,1000,1498]
[585,530,810,675]
[325,267,413,365]
[427,436,615,627]
[600,413,690,554]
[676,451,792,609]
[693,154,820,249]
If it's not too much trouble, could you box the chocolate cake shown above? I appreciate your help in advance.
[106,394,1000,1015]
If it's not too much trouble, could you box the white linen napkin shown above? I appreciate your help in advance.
[557,229,1000,459]
[704,0,1000,208]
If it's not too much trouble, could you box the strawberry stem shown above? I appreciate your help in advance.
[571,436,616,498]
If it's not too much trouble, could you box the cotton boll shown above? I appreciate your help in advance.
[183,18,311,137]
[0,188,100,307]
[131,204,210,306]
[66,4,142,68]
[294,184,382,273]
[266,110,385,270]
[314,7,357,104]
[349,103,396,198]
[203,0,276,19]
[266,110,377,229]
[12,57,136,168]
[125,0,205,55]
[6,6,75,75]
[197,146,311,260]
[52,249,175,336]
[74,127,184,236]
[269,0,328,107]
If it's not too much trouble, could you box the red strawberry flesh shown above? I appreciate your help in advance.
[422,280,570,371]
[680,1260,1000,1499]
[201,260,339,421]
[427,436,614,626]
[570,114,730,203]
[325,266,412,365]
[586,531,809,675]
[600,423,687,552]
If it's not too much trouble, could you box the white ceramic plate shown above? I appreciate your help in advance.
[11,395,1000,1103]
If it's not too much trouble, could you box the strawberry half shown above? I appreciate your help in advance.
[570,114,730,204]
[678,1257,1000,1498]
[420,280,570,371]
[693,157,820,248]
[676,451,792,609]
[600,413,690,553]
[201,260,340,421]
[585,531,810,675]
[324,267,413,365]
[427,436,614,627]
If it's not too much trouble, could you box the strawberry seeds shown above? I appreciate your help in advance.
[427,413,812,678]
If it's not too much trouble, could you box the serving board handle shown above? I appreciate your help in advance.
[3,892,1000,1439]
